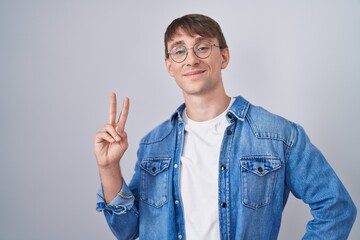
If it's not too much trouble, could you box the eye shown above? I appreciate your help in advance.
[195,42,211,53]
[171,47,186,56]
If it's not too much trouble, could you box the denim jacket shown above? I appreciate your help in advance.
[97,96,356,240]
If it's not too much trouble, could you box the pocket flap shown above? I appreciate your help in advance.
[240,156,281,176]
[140,157,171,176]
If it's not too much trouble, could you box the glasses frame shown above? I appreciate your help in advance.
[168,41,222,63]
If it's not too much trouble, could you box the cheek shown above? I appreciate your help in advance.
[170,65,183,78]
[168,65,182,78]
[166,59,175,77]
[211,61,223,73]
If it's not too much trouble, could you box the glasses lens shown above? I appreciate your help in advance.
[194,42,212,59]
[170,46,187,63]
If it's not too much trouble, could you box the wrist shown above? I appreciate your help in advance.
[98,165,123,204]
[98,162,120,172]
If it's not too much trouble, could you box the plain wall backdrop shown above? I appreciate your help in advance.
[0,0,359,239]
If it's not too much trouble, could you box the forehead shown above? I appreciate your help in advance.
[167,28,216,48]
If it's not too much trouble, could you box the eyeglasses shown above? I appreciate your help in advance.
[168,41,222,63]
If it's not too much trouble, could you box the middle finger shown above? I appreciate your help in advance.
[108,92,117,125]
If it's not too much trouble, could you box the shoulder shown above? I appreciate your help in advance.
[245,102,298,146]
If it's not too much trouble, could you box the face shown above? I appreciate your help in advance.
[165,29,230,98]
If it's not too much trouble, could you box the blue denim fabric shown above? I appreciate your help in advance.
[97,96,356,240]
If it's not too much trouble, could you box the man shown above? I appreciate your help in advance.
[94,14,356,239]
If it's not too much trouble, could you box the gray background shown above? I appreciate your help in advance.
[0,0,359,239]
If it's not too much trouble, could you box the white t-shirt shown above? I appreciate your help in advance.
[180,99,234,239]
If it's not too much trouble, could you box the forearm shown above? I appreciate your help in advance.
[99,163,123,203]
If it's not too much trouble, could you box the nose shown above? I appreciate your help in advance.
[186,48,200,65]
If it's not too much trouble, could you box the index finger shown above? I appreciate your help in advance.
[108,92,117,124]
[116,97,130,131]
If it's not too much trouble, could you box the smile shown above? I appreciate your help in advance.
[183,70,206,77]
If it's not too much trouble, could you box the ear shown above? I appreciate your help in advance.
[220,48,230,69]
[165,57,174,77]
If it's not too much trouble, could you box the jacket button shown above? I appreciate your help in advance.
[221,165,226,171]
[226,113,233,120]
[221,202,227,208]
[258,167,264,173]
[227,130,232,135]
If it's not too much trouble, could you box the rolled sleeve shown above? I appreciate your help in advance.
[96,180,135,215]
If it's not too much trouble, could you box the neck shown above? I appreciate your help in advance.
[184,92,231,122]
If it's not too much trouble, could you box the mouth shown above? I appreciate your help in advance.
[183,69,206,77]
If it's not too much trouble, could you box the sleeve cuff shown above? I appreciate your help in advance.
[96,180,135,215]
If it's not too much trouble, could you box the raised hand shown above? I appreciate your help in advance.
[94,93,130,202]
[94,92,129,169]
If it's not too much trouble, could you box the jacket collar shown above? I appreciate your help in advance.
[171,96,250,123]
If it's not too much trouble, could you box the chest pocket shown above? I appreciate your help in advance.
[140,157,171,208]
[240,156,281,210]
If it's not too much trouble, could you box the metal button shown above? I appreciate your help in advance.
[221,202,227,208]
[178,234,183,239]
[227,129,232,135]
[221,165,226,171]
[174,164,178,169]
[175,200,179,205]
[258,167,264,173]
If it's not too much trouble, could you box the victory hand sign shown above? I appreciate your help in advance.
[94,93,129,203]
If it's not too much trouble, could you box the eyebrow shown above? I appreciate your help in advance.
[169,37,213,49]
[169,40,185,49]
